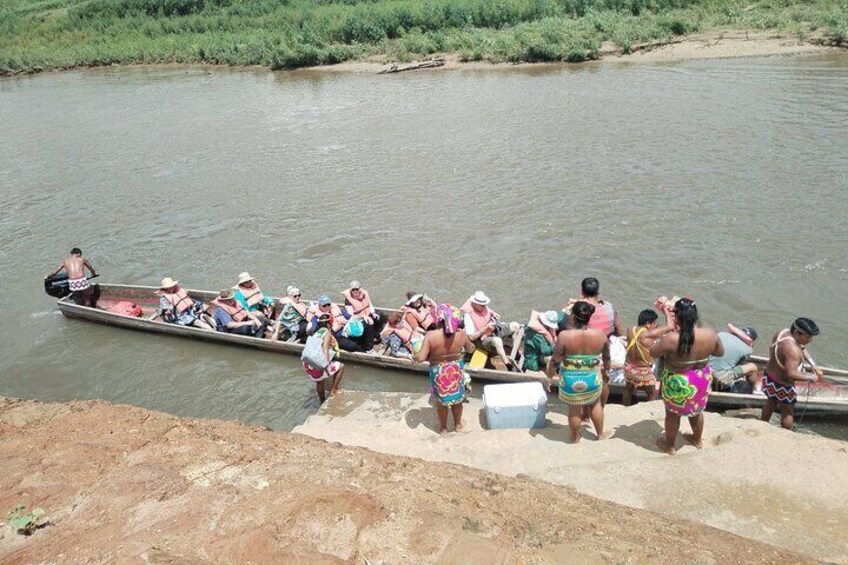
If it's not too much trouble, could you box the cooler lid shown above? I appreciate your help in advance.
[483,382,546,408]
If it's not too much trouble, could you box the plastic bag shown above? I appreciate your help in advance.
[301,331,329,368]
[342,318,364,338]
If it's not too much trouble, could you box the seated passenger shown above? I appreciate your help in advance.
[461,291,517,371]
[342,280,382,347]
[234,272,274,319]
[307,294,374,353]
[710,323,760,393]
[272,285,308,342]
[212,287,267,337]
[380,312,422,359]
[523,310,559,373]
[401,292,438,333]
[155,277,213,330]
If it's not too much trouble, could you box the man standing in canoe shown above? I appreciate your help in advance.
[44,247,98,307]
[415,304,476,434]
[761,318,822,430]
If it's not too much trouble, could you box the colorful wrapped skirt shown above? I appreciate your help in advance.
[762,371,796,404]
[625,362,656,388]
[661,364,712,416]
[559,355,603,406]
[429,359,466,406]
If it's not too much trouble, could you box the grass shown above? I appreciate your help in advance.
[0,0,845,74]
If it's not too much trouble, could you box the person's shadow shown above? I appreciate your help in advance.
[404,405,440,433]
[613,419,665,452]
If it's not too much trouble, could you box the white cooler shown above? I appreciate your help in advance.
[483,382,548,430]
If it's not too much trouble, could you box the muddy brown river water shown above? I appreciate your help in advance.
[1,55,846,436]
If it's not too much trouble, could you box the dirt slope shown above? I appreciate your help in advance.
[0,397,813,564]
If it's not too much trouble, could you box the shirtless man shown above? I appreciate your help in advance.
[415,304,476,434]
[622,309,673,406]
[761,318,822,430]
[45,247,98,307]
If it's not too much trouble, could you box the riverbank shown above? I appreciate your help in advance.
[0,395,819,563]
[295,392,848,562]
[298,31,842,74]
[1,0,846,75]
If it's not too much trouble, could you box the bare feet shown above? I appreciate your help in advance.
[330,389,339,397]
[597,430,613,441]
[683,433,703,449]
[438,428,448,435]
[455,423,465,433]
[656,436,676,455]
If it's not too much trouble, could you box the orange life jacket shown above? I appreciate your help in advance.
[162,287,194,314]
[461,299,498,340]
[238,283,265,308]
[343,288,372,316]
[402,304,434,330]
[307,303,346,333]
[214,299,249,322]
[280,297,307,318]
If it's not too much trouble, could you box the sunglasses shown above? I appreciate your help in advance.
[292,294,301,298]
[320,303,330,308]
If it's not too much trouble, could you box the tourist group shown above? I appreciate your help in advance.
[47,248,825,455]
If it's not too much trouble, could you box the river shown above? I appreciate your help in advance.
[1,55,846,438]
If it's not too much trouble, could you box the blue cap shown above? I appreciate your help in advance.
[318,294,332,306]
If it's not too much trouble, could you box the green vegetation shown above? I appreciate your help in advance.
[1,0,845,74]
[6,504,48,535]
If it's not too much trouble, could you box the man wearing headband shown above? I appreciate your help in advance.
[761,318,822,430]
[710,323,760,393]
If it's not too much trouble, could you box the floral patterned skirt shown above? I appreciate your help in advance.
[429,360,466,406]
[661,364,712,416]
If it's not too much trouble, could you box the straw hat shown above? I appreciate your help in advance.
[405,293,423,306]
[155,277,179,293]
[540,310,559,329]
[470,291,490,306]
[237,272,255,285]
[349,280,362,290]
[287,285,300,296]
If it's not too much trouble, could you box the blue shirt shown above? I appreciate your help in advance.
[213,308,234,332]
[710,332,753,372]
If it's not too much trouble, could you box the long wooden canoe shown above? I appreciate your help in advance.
[56,283,848,416]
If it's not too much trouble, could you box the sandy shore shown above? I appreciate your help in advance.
[295,392,848,562]
[0,396,819,563]
[298,31,842,74]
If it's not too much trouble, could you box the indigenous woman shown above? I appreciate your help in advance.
[302,314,345,403]
[547,301,611,443]
[415,304,476,434]
[650,298,723,455]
